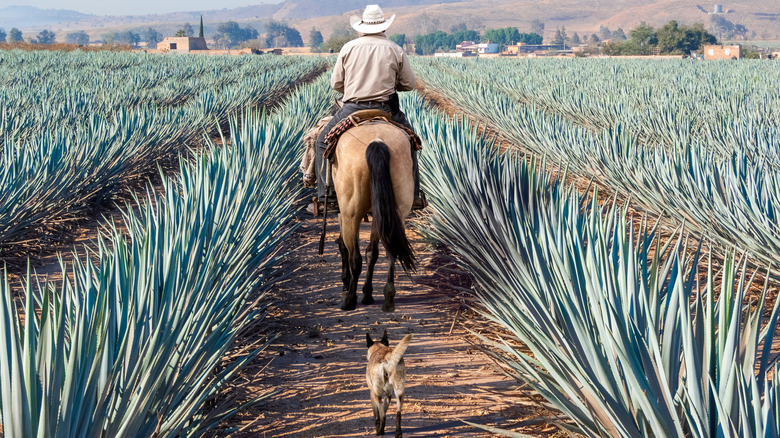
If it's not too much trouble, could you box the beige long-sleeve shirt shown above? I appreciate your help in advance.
[331,33,416,103]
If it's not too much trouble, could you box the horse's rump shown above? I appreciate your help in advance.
[365,139,416,271]
[332,122,414,219]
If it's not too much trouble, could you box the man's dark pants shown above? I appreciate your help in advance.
[314,101,419,203]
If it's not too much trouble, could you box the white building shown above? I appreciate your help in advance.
[435,51,476,58]
[456,41,499,54]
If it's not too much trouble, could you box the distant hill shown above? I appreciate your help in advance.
[297,0,780,41]
[13,0,780,42]
[0,5,94,29]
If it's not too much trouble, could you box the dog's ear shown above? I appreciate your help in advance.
[366,332,374,348]
[380,329,389,346]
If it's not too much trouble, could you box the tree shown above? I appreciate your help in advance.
[8,28,22,43]
[483,27,522,50]
[600,20,712,56]
[709,15,734,40]
[199,16,204,38]
[415,31,449,55]
[598,25,612,40]
[264,21,302,48]
[552,27,567,46]
[105,30,140,46]
[414,29,480,55]
[389,33,406,47]
[602,22,656,55]
[518,32,542,45]
[309,28,323,49]
[451,29,479,44]
[630,22,657,47]
[213,21,258,49]
[656,21,716,54]
[65,30,89,45]
[530,19,545,36]
[734,23,748,40]
[321,24,356,53]
[571,32,581,44]
[143,28,161,46]
[612,28,627,41]
[0,28,6,43]
[32,29,55,44]
[174,23,194,38]
[321,35,353,53]
[590,33,600,44]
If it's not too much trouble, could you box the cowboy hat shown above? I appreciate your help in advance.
[350,4,395,34]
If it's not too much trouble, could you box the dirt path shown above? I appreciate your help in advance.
[210,208,557,437]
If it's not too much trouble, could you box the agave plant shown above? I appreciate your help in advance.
[0,51,327,263]
[0,74,333,437]
[404,91,780,437]
[412,57,780,289]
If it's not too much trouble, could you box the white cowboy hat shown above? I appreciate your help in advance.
[350,4,395,34]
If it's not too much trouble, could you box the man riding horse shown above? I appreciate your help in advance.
[310,4,424,215]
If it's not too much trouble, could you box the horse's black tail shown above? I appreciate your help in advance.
[365,140,416,272]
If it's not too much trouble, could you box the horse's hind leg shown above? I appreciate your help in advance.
[362,228,379,305]
[382,255,397,312]
[337,235,351,294]
[341,217,362,311]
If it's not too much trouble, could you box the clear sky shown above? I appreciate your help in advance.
[0,0,284,16]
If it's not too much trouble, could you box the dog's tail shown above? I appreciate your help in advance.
[387,334,413,366]
[365,139,416,272]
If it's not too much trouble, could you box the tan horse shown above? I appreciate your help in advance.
[331,122,416,311]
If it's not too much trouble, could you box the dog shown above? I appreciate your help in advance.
[366,330,412,437]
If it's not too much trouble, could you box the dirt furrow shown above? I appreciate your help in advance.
[210,211,558,437]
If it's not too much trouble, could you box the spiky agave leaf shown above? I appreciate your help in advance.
[405,90,780,437]
[0,73,333,437]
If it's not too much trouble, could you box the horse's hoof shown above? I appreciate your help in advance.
[342,295,358,311]
[381,304,395,312]
[362,294,375,305]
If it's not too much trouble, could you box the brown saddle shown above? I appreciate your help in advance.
[323,109,422,161]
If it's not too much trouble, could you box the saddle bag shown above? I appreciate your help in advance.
[301,115,333,187]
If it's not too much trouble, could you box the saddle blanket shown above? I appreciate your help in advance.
[323,110,422,161]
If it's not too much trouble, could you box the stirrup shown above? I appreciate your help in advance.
[308,198,339,216]
[412,191,428,211]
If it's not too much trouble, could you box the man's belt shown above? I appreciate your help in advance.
[344,99,388,105]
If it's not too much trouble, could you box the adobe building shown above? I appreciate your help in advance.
[503,43,525,55]
[157,36,208,52]
[702,44,743,60]
[502,43,567,56]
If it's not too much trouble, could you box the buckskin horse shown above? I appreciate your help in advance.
[324,117,416,311]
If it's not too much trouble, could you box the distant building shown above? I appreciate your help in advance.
[435,51,476,58]
[713,4,723,13]
[503,43,566,55]
[157,36,208,52]
[456,41,499,54]
[503,42,525,55]
[703,44,742,60]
